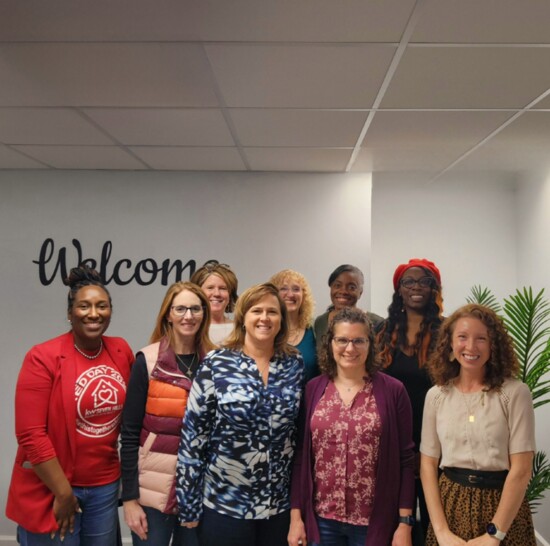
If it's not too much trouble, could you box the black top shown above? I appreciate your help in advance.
[383,349,432,451]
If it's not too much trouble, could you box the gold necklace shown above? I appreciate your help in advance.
[175,353,198,379]
[460,390,485,423]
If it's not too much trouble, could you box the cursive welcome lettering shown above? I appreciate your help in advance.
[33,238,196,286]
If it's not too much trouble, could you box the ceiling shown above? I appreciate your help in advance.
[2,0,550,180]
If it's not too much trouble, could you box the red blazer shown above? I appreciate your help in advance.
[5,332,134,533]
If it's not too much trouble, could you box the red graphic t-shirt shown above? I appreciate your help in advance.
[72,349,127,486]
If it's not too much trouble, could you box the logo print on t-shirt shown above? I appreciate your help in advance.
[75,365,126,438]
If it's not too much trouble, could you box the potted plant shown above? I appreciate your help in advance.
[466,286,550,511]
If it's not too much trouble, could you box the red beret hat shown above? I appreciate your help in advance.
[393,258,441,290]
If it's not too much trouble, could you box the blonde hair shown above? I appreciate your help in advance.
[224,283,296,356]
[269,269,315,330]
[150,281,215,356]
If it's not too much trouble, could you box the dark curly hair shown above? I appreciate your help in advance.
[63,264,111,312]
[319,307,380,379]
[377,266,443,368]
[427,304,519,391]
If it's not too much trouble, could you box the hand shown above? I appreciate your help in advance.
[392,523,413,546]
[287,513,307,546]
[123,500,148,540]
[181,521,199,529]
[52,492,80,541]
[434,528,467,546]
[466,533,500,545]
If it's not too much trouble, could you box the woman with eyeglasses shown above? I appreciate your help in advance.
[6,264,134,545]
[191,260,238,345]
[177,283,304,546]
[289,307,415,546]
[376,258,444,544]
[269,269,319,382]
[314,265,383,351]
[120,282,214,546]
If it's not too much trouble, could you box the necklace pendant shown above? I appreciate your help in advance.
[469,414,475,423]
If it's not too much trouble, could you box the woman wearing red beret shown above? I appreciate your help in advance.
[376,259,444,545]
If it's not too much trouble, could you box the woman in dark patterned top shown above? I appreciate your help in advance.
[176,283,304,546]
[289,308,415,546]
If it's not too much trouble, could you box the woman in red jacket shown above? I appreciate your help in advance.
[6,265,134,546]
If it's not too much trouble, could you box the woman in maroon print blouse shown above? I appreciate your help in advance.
[289,307,415,546]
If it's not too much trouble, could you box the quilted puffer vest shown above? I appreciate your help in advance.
[137,337,192,514]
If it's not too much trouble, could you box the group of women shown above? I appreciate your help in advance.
[7,259,537,546]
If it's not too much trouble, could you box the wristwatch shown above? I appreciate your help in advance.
[486,522,506,541]
[398,515,416,526]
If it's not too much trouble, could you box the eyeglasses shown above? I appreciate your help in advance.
[279,285,302,294]
[400,277,434,289]
[171,305,205,317]
[332,337,369,348]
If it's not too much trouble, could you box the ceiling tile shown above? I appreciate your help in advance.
[244,148,351,171]
[0,144,46,168]
[381,47,550,109]
[130,146,245,170]
[12,145,146,169]
[83,108,234,146]
[0,0,415,42]
[352,147,462,172]
[206,44,396,108]
[0,44,219,107]
[230,109,368,147]
[412,0,550,43]
[364,111,512,149]
[0,108,113,145]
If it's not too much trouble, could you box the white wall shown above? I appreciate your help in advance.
[370,173,518,317]
[0,169,372,539]
[516,171,550,542]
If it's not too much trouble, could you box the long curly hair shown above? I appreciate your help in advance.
[427,304,519,391]
[269,269,315,330]
[377,267,443,368]
[319,307,380,379]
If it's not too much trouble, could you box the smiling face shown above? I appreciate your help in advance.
[330,271,363,311]
[278,278,304,315]
[451,317,491,376]
[243,294,282,347]
[167,289,203,343]
[398,266,434,313]
[332,321,370,376]
[201,273,230,321]
[69,285,112,350]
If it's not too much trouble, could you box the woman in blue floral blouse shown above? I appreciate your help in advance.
[176,282,304,546]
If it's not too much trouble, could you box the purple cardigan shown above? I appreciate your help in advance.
[290,372,415,546]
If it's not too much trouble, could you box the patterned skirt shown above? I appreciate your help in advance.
[425,473,536,546]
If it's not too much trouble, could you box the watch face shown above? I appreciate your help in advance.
[487,523,497,535]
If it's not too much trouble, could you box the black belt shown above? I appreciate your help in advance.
[443,467,508,489]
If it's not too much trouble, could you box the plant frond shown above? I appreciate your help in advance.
[466,286,502,314]
[528,450,550,513]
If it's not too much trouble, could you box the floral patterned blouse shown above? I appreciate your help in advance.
[311,379,381,526]
[176,348,304,522]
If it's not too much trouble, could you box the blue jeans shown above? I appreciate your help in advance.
[131,505,199,546]
[314,516,368,546]
[199,506,290,546]
[17,480,119,546]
